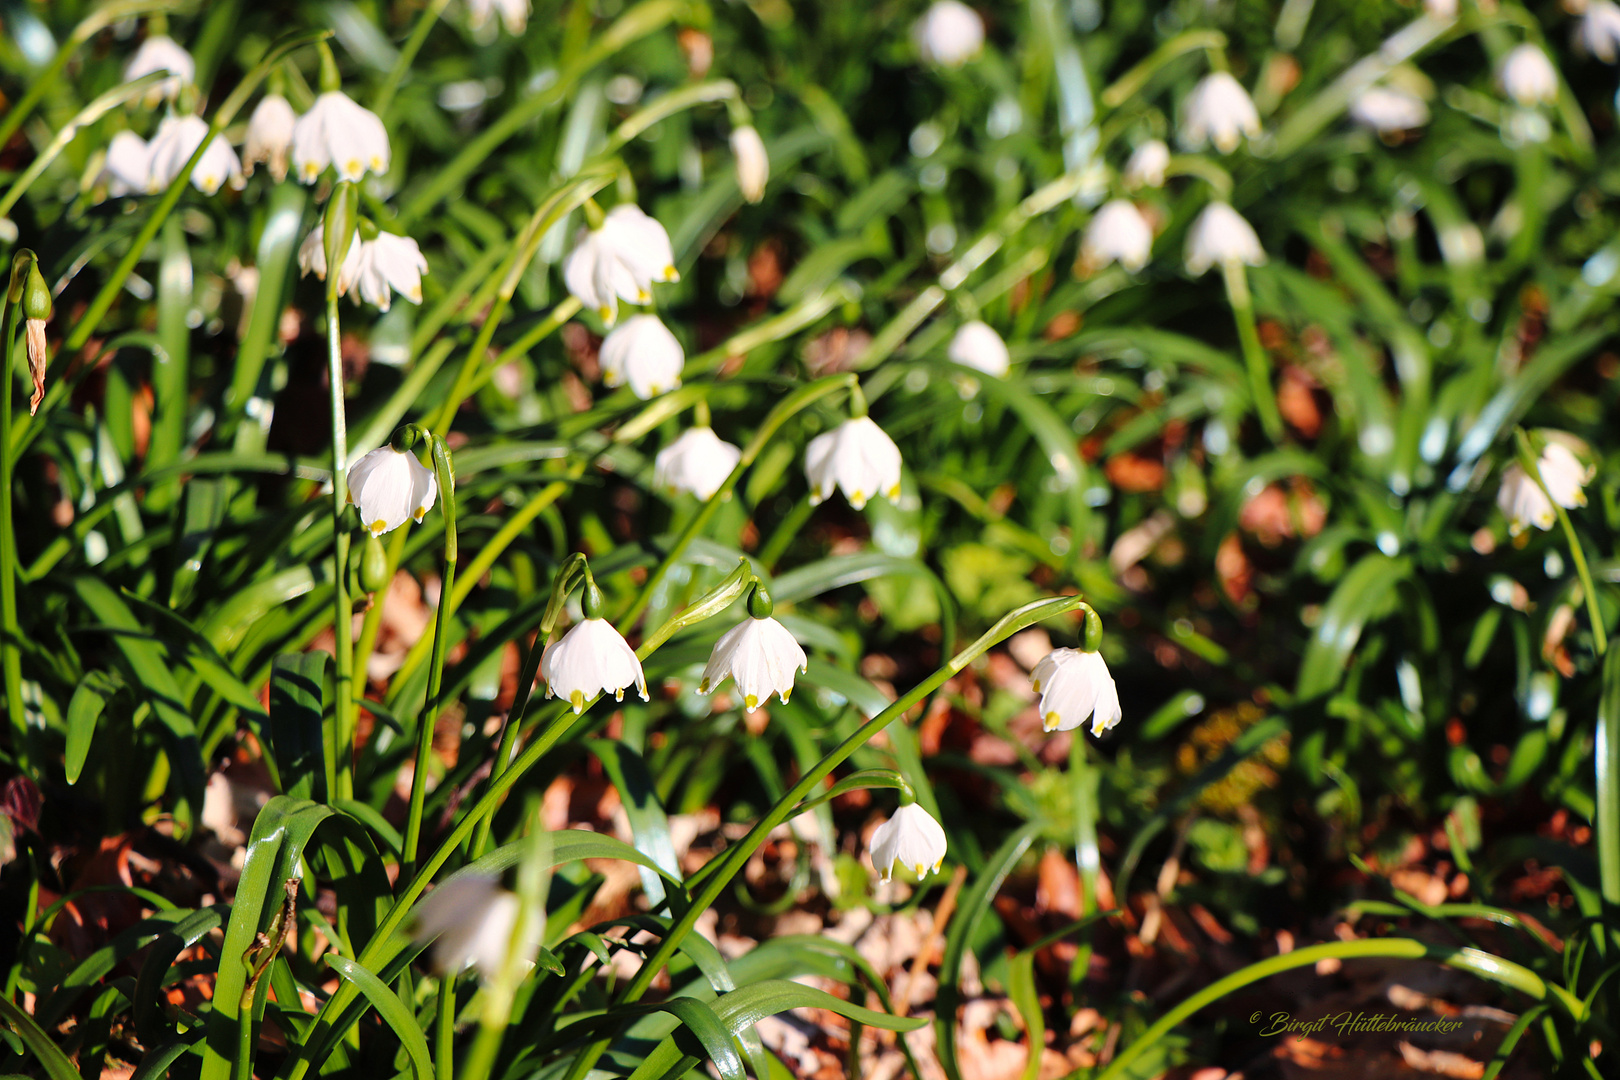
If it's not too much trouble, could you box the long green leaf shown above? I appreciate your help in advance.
[325,955,434,1080]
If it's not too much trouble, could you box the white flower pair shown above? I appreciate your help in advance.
[103,117,243,197]
[298,226,428,312]
[1498,440,1592,537]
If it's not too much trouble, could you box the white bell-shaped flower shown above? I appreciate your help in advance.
[1350,86,1429,132]
[1031,648,1122,736]
[804,416,903,510]
[731,125,770,203]
[124,35,194,106]
[466,0,530,34]
[562,204,680,327]
[1123,139,1170,189]
[700,616,808,712]
[348,232,429,312]
[146,116,243,196]
[244,94,298,182]
[1179,72,1261,154]
[946,321,1010,378]
[292,91,391,183]
[1579,1,1620,62]
[654,427,741,500]
[1184,201,1265,276]
[914,0,985,68]
[869,803,948,883]
[599,314,684,398]
[347,445,438,537]
[1498,441,1592,537]
[413,874,538,982]
[542,618,648,713]
[102,132,151,197]
[1082,200,1153,273]
[1500,44,1559,107]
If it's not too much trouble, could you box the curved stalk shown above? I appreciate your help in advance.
[0,259,27,762]
[1220,259,1284,444]
[373,0,453,117]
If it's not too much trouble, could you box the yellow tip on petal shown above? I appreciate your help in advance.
[1032,679,1041,693]
[413,508,427,521]
[932,858,943,871]
[914,863,926,877]
[1043,711,1060,732]
[744,694,759,711]
[370,156,383,168]
[664,266,679,281]
[345,159,361,175]
[568,690,584,712]
[614,688,625,701]
[699,678,711,693]
[370,519,388,535]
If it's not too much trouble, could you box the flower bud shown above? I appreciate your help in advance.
[22,262,50,416]
[324,183,360,289]
[359,534,389,593]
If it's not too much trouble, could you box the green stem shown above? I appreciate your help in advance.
[373,0,454,117]
[1597,652,1620,928]
[0,274,24,763]
[326,290,353,803]
[617,374,858,629]
[435,974,455,1080]
[403,438,459,880]
[1220,259,1284,444]
[468,631,547,860]
[563,597,1094,1080]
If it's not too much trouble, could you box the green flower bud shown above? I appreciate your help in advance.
[1083,606,1103,653]
[746,582,774,619]
[359,534,389,593]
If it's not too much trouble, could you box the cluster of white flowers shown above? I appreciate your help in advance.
[298,226,429,312]
[1498,440,1593,537]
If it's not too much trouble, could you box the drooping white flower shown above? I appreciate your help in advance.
[1498,441,1592,536]
[1031,648,1122,736]
[914,0,985,68]
[465,0,530,34]
[700,616,808,712]
[654,427,741,500]
[1579,1,1620,62]
[298,228,428,311]
[599,314,684,398]
[413,874,538,982]
[804,416,903,510]
[869,803,948,883]
[145,115,243,195]
[123,35,194,106]
[348,232,429,312]
[291,91,390,184]
[1123,139,1170,189]
[562,204,679,327]
[946,321,1010,378]
[1423,0,1457,18]
[542,618,648,713]
[1500,44,1559,107]
[1082,200,1153,273]
[347,445,438,537]
[1184,201,1265,276]
[731,125,770,203]
[1179,72,1261,154]
[243,95,298,182]
[1350,86,1430,132]
[102,131,151,197]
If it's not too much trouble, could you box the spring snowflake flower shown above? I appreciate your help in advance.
[1184,202,1265,276]
[1579,1,1620,62]
[466,0,530,34]
[1350,86,1429,132]
[1031,648,1122,736]
[1498,441,1592,537]
[146,116,243,195]
[298,228,428,311]
[1179,72,1261,154]
[102,132,151,197]
[347,446,438,536]
[805,416,903,510]
[292,91,390,183]
[562,205,679,327]
[914,0,984,67]
[947,321,1010,378]
[731,125,770,203]
[870,804,948,883]
[413,874,538,982]
[542,618,648,713]
[243,95,298,181]
[654,427,741,500]
[1082,200,1153,273]
[1500,44,1559,107]
[599,314,684,398]
[1123,139,1170,189]
[124,35,193,106]
[700,615,808,712]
